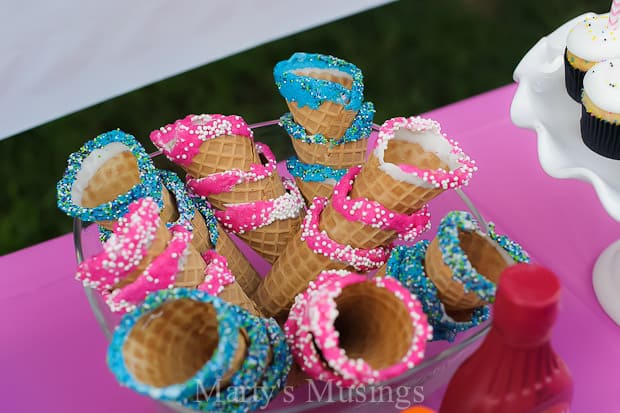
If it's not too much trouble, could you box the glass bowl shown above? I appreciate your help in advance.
[73,121,491,412]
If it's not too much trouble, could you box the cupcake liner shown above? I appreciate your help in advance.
[107,289,243,402]
[580,105,620,159]
[564,48,586,103]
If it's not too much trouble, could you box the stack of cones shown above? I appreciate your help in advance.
[108,289,292,410]
[254,116,476,318]
[150,114,304,266]
[274,53,375,204]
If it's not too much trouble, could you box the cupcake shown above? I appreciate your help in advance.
[565,14,620,102]
[581,58,620,159]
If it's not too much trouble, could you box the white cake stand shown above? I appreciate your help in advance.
[511,12,620,325]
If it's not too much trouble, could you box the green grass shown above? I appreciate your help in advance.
[0,0,609,254]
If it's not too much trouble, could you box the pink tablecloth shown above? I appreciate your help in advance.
[3,84,620,413]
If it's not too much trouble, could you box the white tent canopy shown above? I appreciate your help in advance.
[1,0,391,141]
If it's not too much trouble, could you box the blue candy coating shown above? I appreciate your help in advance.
[286,156,348,183]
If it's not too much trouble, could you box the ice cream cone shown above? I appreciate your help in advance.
[114,221,171,290]
[185,134,259,178]
[290,137,367,168]
[234,215,303,265]
[295,178,335,204]
[219,281,262,317]
[253,230,350,319]
[350,140,449,215]
[287,70,357,139]
[322,280,416,372]
[189,210,213,254]
[425,234,512,311]
[207,172,285,211]
[214,226,262,296]
[173,243,208,288]
[118,294,247,395]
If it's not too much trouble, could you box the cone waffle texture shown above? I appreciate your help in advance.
[295,178,335,204]
[120,297,246,390]
[253,230,350,319]
[332,281,414,370]
[425,234,510,311]
[189,210,213,254]
[287,70,357,139]
[207,172,285,211]
[114,222,171,290]
[350,140,449,215]
[173,243,207,288]
[215,226,262,297]
[218,281,262,317]
[290,137,367,168]
[319,202,397,249]
[160,186,180,224]
[235,215,303,264]
[185,134,259,178]
[81,152,141,226]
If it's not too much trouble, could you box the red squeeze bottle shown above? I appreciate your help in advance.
[440,264,573,413]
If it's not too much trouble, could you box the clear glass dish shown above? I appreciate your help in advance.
[73,121,491,412]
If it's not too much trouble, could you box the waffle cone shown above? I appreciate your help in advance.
[253,230,350,319]
[290,138,367,168]
[425,232,512,311]
[185,135,259,178]
[160,186,180,224]
[218,282,262,317]
[114,222,171,290]
[331,281,414,371]
[350,140,449,215]
[174,244,207,288]
[287,69,357,139]
[319,202,396,249]
[215,226,261,296]
[295,178,335,205]
[81,151,141,209]
[235,215,303,264]
[207,172,285,211]
[121,298,247,389]
[189,210,213,254]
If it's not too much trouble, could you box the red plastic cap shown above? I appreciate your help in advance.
[493,263,561,347]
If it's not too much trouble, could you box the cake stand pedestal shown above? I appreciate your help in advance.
[511,12,620,326]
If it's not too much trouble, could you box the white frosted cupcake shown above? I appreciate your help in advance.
[565,14,620,102]
[581,58,620,159]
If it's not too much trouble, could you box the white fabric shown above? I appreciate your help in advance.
[0,0,391,140]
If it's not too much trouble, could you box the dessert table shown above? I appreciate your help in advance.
[3,84,620,413]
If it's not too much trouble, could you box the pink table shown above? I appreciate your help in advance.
[3,84,620,412]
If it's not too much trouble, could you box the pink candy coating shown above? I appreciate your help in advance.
[149,114,254,167]
[186,142,277,198]
[214,179,304,234]
[376,117,476,190]
[301,197,389,271]
[106,224,192,313]
[331,165,432,241]
[75,197,160,292]
[197,250,236,296]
